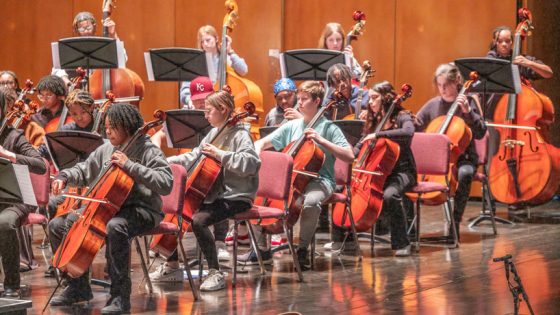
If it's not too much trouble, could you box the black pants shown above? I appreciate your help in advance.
[0,207,26,289]
[49,207,161,299]
[191,199,251,270]
[167,218,229,262]
[331,172,414,250]
[454,163,476,223]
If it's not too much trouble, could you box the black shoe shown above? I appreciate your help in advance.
[44,265,55,278]
[101,295,131,314]
[3,288,20,299]
[296,248,310,271]
[50,285,93,306]
[448,221,461,242]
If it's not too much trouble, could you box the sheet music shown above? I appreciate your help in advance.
[13,164,37,207]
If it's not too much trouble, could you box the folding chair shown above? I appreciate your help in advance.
[406,133,458,249]
[135,164,199,300]
[231,151,303,286]
[468,132,514,232]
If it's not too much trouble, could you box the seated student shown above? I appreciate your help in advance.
[0,88,47,298]
[158,90,260,291]
[264,78,301,127]
[49,103,172,314]
[329,81,417,256]
[241,81,354,268]
[323,63,368,120]
[32,75,67,129]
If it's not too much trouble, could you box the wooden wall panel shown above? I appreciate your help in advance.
[394,0,516,113]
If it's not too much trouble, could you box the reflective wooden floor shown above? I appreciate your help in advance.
[15,200,560,314]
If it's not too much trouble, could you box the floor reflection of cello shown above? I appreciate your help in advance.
[488,8,560,205]
[89,0,144,107]
[216,0,263,137]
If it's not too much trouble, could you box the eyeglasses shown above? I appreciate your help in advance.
[0,81,15,87]
[77,25,94,33]
[38,93,57,101]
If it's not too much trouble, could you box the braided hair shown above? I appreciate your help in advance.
[105,103,144,137]
[65,89,94,115]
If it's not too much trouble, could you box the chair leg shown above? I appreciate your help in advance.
[310,234,316,269]
[246,221,266,275]
[134,237,153,294]
[284,220,303,282]
[232,220,239,287]
[178,234,200,301]
[345,201,362,261]
[415,196,421,251]
[444,198,459,248]
[370,224,375,252]
[143,236,150,266]
[197,245,203,285]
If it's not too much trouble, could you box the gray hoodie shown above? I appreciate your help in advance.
[59,135,173,217]
[167,124,260,204]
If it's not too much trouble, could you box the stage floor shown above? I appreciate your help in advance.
[17,200,560,314]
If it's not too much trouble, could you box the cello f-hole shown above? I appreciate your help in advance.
[524,131,539,153]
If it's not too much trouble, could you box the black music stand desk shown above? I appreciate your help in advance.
[45,131,104,171]
[165,110,212,149]
[280,49,348,81]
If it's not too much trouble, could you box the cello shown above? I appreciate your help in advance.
[257,91,348,234]
[150,100,256,257]
[488,8,560,205]
[333,84,412,231]
[89,0,145,107]
[340,60,374,120]
[216,0,263,137]
[414,72,479,205]
[43,68,86,133]
[52,111,165,278]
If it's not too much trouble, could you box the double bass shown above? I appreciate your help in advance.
[89,0,144,107]
[216,0,263,136]
[257,91,348,234]
[488,8,560,205]
[415,72,479,205]
[52,111,165,278]
[333,84,412,231]
[150,101,256,257]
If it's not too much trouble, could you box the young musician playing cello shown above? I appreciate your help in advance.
[323,63,368,120]
[246,81,354,269]
[331,81,417,256]
[415,63,487,239]
[31,75,67,129]
[49,104,172,314]
[0,88,47,298]
[159,90,260,291]
[179,25,248,107]
[264,78,300,127]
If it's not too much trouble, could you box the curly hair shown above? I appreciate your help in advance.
[65,89,94,114]
[37,75,67,97]
[105,103,144,137]
[326,63,353,89]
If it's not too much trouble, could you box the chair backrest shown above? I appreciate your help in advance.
[257,151,293,200]
[333,158,351,186]
[29,158,50,207]
[411,133,450,176]
[161,164,188,215]
[474,131,490,165]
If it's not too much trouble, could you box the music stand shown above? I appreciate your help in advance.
[455,57,521,119]
[144,48,210,107]
[0,158,37,207]
[52,36,124,91]
[44,131,104,171]
[165,110,212,149]
[280,49,349,81]
[258,126,278,139]
[333,120,364,147]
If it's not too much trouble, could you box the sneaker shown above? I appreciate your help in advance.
[395,244,412,257]
[149,263,183,283]
[200,269,226,292]
[271,234,287,247]
[296,248,310,271]
[101,295,130,314]
[237,249,273,265]
[323,241,342,251]
[216,241,231,261]
[149,250,159,258]
[225,224,250,246]
[44,265,55,278]
[50,285,93,306]
[2,288,20,299]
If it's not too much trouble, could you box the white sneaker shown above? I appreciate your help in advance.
[216,241,231,261]
[323,242,342,251]
[200,269,226,291]
[225,224,250,246]
[395,244,412,257]
[149,263,183,282]
[271,234,287,248]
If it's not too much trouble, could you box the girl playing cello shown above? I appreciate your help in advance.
[49,104,172,314]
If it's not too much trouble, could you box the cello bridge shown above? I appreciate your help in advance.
[502,139,525,148]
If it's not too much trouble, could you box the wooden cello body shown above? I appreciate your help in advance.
[333,84,412,231]
[488,8,560,206]
[150,102,256,256]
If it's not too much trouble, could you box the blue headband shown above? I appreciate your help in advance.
[273,78,296,95]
